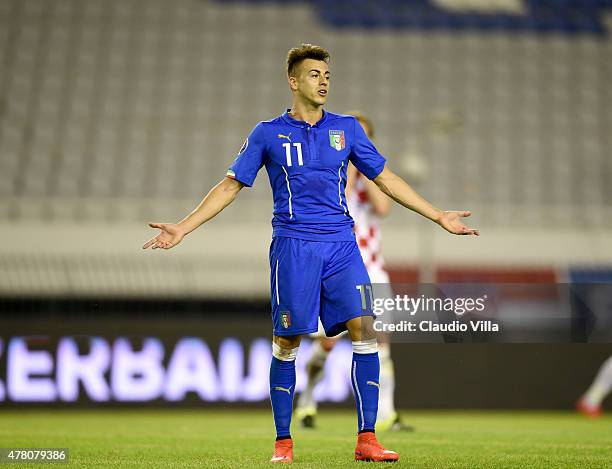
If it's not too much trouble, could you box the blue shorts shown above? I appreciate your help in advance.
[269,236,373,337]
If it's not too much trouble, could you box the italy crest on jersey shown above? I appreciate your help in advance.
[329,130,345,151]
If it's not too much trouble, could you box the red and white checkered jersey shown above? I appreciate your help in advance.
[347,173,390,284]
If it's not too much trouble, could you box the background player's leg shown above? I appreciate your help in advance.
[376,341,395,424]
[579,355,612,416]
[270,335,301,439]
[375,338,415,432]
[346,315,379,434]
[296,336,337,427]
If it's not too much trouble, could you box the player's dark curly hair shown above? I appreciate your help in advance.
[286,43,330,77]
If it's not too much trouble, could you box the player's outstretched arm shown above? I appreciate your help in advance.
[142,177,244,250]
[373,166,479,236]
[363,177,391,217]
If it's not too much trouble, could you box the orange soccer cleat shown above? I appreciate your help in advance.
[270,438,293,463]
[576,398,602,418]
[354,432,399,462]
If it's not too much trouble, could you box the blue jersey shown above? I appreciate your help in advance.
[227,110,386,242]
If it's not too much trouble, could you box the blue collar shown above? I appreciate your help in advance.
[281,109,328,128]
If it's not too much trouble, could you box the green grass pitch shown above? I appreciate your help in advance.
[1,409,610,468]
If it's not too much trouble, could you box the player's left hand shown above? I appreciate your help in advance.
[436,210,480,236]
[142,223,186,250]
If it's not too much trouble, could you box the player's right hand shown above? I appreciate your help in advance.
[142,223,186,250]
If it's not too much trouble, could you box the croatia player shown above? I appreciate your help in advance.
[296,112,413,432]
[577,356,612,418]
[143,44,479,463]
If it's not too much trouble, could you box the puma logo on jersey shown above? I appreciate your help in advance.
[277,132,292,142]
[275,385,293,394]
[366,380,380,388]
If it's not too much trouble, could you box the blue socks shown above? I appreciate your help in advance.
[351,351,380,433]
[270,344,379,437]
[270,356,296,439]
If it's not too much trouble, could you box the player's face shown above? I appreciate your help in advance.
[291,59,330,106]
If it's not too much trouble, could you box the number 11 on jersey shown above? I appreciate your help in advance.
[283,142,303,167]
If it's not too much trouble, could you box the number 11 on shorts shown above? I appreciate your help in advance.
[356,284,374,311]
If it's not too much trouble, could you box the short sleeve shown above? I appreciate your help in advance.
[226,123,267,187]
[349,117,386,180]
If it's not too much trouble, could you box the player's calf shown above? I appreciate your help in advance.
[346,317,380,435]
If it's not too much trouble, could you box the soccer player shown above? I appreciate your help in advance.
[577,355,612,417]
[295,112,413,433]
[143,44,479,463]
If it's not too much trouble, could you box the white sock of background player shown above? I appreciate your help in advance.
[297,340,329,412]
[582,355,612,409]
[376,343,396,423]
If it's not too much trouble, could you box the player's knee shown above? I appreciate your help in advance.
[272,335,301,361]
[274,335,301,348]
[346,315,376,342]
